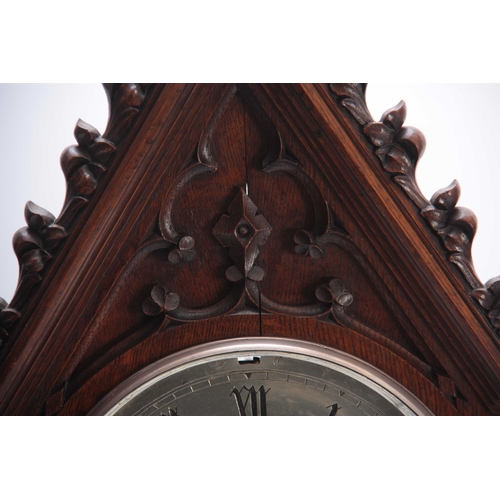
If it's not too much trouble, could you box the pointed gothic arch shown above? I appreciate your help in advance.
[0,84,499,415]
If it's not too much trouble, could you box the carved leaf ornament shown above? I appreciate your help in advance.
[142,285,180,316]
[0,83,499,417]
[330,84,497,334]
[294,229,324,259]
[0,84,151,349]
[471,277,500,329]
[316,279,354,307]
[131,85,371,327]
[127,87,437,385]
[0,83,494,343]
[141,121,371,334]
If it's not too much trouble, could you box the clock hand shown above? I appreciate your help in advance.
[327,403,340,416]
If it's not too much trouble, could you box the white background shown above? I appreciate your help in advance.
[2,1,499,497]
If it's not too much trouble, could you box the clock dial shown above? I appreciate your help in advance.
[91,338,432,416]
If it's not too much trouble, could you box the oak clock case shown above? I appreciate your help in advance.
[2,84,499,417]
[90,339,432,416]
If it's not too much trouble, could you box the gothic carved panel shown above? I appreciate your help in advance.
[2,84,495,415]
[64,86,441,402]
[329,84,496,334]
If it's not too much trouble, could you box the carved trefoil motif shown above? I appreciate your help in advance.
[2,84,491,416]
[135,88,407,333]
[38,84,448,413]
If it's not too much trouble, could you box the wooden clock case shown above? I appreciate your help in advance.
[0,83,499,416]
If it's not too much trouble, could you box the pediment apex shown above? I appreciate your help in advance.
[0,84,499,415]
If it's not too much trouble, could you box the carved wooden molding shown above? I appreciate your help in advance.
[329,83,497,333]
[1,83,494,415]
[0,84,153,350]
[123,90,436,387]
[72,84,422,352]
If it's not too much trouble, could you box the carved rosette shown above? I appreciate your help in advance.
[0,84,152,346]
[212,188,272,283]
[329,84,497,332]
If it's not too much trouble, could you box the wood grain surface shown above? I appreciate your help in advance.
[0,84,498,415]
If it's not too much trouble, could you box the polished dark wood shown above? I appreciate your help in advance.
[0,83,156,350]
[331,84,482,315]
[0,83,499,415]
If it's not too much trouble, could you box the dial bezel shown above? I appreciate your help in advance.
[89,337,433,416]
